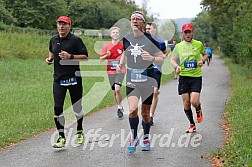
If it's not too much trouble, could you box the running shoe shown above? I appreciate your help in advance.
[53,135,66,148]
[186,124,196,133]
[141,139,151,151]
[196,109,203,123]
[117,108,124,118]
[76,130,85,144]
[127,138,139,153]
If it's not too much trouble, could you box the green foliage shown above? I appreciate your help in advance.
[3,0,68,29]
[0,30,99,60]
[0,31,49,59]
[0,0,15,24]
[201,0,252,69]
[191,11,213,44]
[68,0,140,29]
[1,0,141,30]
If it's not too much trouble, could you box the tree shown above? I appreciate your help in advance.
[3,0,68,29]
[191,11,213,44]
[0,0,15,24]
[201,0,252,68]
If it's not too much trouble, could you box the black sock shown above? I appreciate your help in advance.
[54,116,65,138]
[196,103,201,111]
[184,108,195,125]
[129,116,139,139]
[142,120,151,140]
[77,116,83,131]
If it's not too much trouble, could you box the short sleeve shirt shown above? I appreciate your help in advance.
[49,33,88,81]
[100,41,126,74]
[123,32,160,82]
[172,39,204,77]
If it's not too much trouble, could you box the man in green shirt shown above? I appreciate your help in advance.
[170,23,208,133]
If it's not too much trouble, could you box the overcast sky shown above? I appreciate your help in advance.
[134,0,203,19]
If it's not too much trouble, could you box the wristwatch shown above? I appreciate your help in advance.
[70,54,74,59]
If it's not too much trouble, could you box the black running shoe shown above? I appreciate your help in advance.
[117,108,124,118]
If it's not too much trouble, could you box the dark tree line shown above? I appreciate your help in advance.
[0,0,143,30]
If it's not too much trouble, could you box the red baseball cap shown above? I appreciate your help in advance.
[56,16,71,25]
[182,23,193,32]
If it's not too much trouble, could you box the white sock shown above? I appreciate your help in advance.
[118,105,122,109]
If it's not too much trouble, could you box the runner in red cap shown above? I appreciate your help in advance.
[46,16,88,148]
[170,23,208,133]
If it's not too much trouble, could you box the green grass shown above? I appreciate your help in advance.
[0,59,54,147]
[212,51,252,166]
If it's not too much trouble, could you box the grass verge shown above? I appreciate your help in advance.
[210,51,252,166]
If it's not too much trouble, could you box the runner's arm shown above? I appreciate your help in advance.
[170,53,181,74]
[170,53,179,68]
[153,51,165,65]
[198,52,208,67]
[116,51,126,72]
[45,52,54,65]
[100,50,110,61]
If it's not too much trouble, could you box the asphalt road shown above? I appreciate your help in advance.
[0,54,230,167]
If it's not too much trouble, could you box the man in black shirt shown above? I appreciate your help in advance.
[46,16,88,148]
[117,11,164,153]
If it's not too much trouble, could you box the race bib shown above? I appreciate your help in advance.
[131,69,147,82]
[184,60,197,70]
[60,77,77,86]
[109,60,119,69]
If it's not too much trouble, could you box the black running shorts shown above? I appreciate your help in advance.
[178,76,202,95]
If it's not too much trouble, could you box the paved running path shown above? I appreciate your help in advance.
[0,54,230,167]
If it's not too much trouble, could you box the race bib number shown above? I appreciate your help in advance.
[109,60,119,69]
[60,77,77,86]
[184,60,197,70]
[131,69,147,82]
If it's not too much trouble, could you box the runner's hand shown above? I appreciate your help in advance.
[175,66,181,74]
[59,50,70,59]
[106,50,111,57]
[198,60,204,67]
[45,58,53,65]
[116,64,122,73]
[141,50,153,61]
